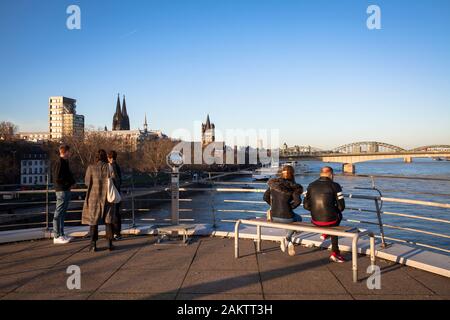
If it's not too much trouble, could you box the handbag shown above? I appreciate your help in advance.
[107,164,122,204]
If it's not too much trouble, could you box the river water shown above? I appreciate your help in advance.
[144,158,450,255]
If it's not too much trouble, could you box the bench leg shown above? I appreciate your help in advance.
[234,220,241,259]
[256,225,261,252]
[370,233,376,266]
[352,235,359,283]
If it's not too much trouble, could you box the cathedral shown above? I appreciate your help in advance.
[112,94,130,130]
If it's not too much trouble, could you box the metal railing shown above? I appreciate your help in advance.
[1,175,449,254]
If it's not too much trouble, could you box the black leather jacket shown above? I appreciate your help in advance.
[263,178,303,219]
[303,177,345,223]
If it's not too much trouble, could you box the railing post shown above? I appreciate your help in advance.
[374,199,386,248]
[131,173,136,228]
[210,187,216,228]
[45,172,49,231]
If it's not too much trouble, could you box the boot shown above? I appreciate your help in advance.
[89,241,97,252]
[107,239,115,251]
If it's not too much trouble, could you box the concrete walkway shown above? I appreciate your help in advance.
[0,236,449,300]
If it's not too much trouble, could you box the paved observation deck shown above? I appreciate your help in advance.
[0,235,449,300]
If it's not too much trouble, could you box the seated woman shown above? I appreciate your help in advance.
[263,165,303,256]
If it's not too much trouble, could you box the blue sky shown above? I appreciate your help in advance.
[1,0,449,149]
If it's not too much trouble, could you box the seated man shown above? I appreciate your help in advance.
[263,165,303,256]
[303,166,346,263]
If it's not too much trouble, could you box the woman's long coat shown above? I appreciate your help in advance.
[82,161,110,225]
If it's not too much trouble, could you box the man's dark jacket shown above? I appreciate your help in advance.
[303,177,345,223]
[263,178,303,219]
[53,157,75,192]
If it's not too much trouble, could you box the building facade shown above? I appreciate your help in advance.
[201,114,215,146]
[18,132,50,143]
[49,96,85,140]
[20,152,49,186]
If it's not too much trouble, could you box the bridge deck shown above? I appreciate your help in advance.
[0,236,449,300]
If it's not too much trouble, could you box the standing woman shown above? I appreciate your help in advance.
[82,149,114,252]
[107,150,122,240]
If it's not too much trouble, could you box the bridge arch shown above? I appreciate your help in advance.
[333,141,406,154]
[409,145,450,152]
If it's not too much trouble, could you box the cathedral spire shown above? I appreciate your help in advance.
[121,95,130,130]
[144,113,148,131]
[205,114,211,129]
[112,93,123,131]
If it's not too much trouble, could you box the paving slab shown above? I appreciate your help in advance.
[264,294,353,300]
[121,241,199,270]
[1,292,90,300]
[14,267,116,293]
[0,270,49,293]
[404,267,450,296]
[260,269,348,295]
[353,294,445,300]
[257,244,331,273]
[89,293,177,300]
[177,293,264,300]
[180,270,262,295]
[98,267,186,294]
[331,267,435,296]
[0,253,73,276]
[190,239,258,271]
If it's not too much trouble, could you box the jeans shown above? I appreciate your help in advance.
[53,191,71,238]
[272,214,302,242]
[312,217,342,254]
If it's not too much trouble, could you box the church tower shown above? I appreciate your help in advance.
[201,114,215,146]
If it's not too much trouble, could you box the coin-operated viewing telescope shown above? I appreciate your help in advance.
[166,151,184,224]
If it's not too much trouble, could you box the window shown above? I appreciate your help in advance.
[23,177,26,184]
[28,168,32,174]
[28,177,32,183]
[39,176,43,183]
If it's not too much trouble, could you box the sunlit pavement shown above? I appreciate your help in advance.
[0,236,449,300]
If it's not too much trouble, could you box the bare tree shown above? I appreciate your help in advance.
[0,121,18,141]
[135,138,177,186]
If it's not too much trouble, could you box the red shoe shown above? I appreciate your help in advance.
[320,234,330,241]
[329,252,346,263]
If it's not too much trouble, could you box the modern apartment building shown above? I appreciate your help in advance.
[48,96,84,140]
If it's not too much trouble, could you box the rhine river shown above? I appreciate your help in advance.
[143,158,450,255]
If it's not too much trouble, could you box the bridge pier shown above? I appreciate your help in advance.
[404,156,413,163]
[342,163,355,174]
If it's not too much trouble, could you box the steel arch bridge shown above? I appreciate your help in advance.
[333,141,406,154]
[409,145,450,152]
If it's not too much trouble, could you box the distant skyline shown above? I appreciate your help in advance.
[1,0,449,149]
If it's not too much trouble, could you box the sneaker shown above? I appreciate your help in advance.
[53,236,70,244]
[113,235,122,241]
[62,235,72,242]
[280,238,287,253]
[288,242,296,256]
[329,252,346,263]
[320,234,330,241]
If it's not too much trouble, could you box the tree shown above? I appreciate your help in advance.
[0,121,18,141]
[135,138,177,186]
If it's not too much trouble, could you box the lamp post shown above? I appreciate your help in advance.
[166,151,184,225]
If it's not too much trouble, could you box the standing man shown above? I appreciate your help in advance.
[303,166,346,263]
[107,150,122,240]
[52,144,76,244]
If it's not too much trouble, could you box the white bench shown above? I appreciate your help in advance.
[234,219,376,282]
